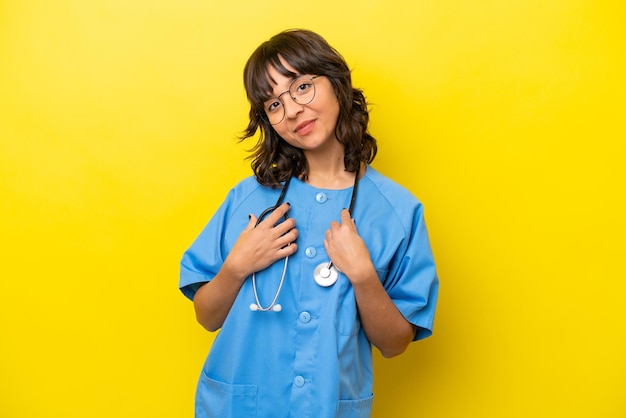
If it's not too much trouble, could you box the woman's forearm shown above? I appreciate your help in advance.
[351,269,416,358]
[193,262,247,332]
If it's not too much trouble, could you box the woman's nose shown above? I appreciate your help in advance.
[283,96,304,119]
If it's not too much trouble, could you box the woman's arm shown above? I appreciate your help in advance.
[193,203,298,331]
[348,270,417,357]
[324,209,415,358]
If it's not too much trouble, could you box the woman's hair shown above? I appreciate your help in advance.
[241,29,377,187]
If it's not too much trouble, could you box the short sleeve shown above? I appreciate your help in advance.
[179,191,234,301]
[384,203,439,341]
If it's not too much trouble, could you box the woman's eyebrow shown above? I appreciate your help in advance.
[264,74,302,99]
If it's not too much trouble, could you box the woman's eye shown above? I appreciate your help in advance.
[266,101,281,113]
[296,82,312,93]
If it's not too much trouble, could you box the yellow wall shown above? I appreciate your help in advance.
[1,1,624,417]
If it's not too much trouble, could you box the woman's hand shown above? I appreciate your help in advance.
[223,202,298,282]
[193,202,297,332]
[323,209,373,283]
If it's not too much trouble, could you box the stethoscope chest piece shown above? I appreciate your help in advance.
[313,262,339,287]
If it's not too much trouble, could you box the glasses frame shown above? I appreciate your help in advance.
[260,75,321,125]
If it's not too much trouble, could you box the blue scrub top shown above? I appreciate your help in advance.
[180,166,439,418]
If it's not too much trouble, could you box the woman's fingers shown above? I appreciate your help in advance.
[258,202,291,227]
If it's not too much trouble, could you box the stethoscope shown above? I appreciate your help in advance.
[249,165,360,312]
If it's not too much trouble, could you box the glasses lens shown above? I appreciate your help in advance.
[263,99,284,125]
[262,76,317,125]
[290,76,316,105]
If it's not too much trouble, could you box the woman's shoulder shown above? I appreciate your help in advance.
[224,175,280,206]
[230,175,261,192]
[360,165,425,232]
[362,165,421,206]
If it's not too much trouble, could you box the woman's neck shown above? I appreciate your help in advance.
[302,144,351,189]
[304,157,365,190]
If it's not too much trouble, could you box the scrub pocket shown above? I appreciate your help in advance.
[195,372,257,418]
[336,395,374,418]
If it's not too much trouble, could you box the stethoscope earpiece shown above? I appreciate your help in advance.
[249,303,282,312]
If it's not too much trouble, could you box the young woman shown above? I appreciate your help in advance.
[180,29,439,418]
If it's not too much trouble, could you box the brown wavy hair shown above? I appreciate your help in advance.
[240,29,377,187]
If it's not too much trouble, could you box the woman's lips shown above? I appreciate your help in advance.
[295,120,315,135]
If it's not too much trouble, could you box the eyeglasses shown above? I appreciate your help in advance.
[261,75,320,125]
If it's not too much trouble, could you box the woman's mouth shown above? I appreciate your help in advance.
[295,120,315,135]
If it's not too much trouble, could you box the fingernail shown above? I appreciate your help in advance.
[248,214,252,220]
[286,202,291,206]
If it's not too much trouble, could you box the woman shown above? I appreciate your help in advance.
[180,29,439,418]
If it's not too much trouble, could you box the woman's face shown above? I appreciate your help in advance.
[265,57,340,154]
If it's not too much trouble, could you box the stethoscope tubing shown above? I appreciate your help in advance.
[250,166,360,311]
[250,176,292,312]
[254,176,292,227]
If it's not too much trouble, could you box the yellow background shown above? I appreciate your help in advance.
[1,1,624,417]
